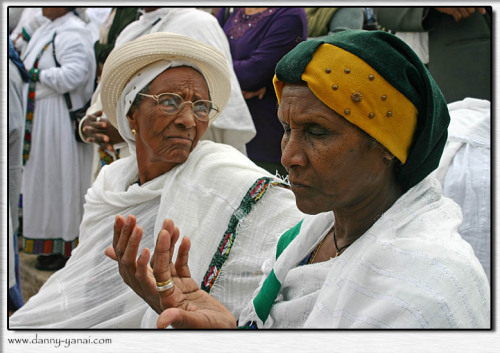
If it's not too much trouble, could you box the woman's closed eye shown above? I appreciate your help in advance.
[281,121,291,134]
[305,124,331,137]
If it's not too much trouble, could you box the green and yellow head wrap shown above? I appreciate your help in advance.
[274,30,450,191]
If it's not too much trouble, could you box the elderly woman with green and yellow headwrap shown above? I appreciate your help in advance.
[131,30,490,328]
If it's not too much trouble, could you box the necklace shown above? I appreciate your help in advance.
[307,235,326,264]
[308,227,354,264]
[333,228,352,257]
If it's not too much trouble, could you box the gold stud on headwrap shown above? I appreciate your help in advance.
[351,92,363,103]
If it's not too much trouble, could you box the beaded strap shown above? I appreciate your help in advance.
[99,147,120,166]
[200,177,288,292]
[23,38,54,164]
[23,236,79,257]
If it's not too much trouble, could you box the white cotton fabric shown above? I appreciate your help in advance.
[84,7,113,43]
[84,7,256,182]
[8,60,24,237]
[9,141,304,328]
[434,98,491,281]
[20,12,95,246]
[239,176,490,328]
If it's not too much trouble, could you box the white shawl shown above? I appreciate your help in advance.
[239,176,490,328]
[10,141,304,328]
[434,98,491,281]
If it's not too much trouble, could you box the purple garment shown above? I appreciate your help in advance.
[217,8,307,163]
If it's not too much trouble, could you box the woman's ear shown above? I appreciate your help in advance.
[126,108,137,132]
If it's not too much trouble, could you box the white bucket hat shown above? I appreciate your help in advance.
[100,31,231,129]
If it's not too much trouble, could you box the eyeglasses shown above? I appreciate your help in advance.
[137,92,219,122]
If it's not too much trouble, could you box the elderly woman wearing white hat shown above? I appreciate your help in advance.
[9,32,304,328]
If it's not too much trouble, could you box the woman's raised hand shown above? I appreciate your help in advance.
[104,214,163,313]
[105,215,237,328]
[153,219,237,329]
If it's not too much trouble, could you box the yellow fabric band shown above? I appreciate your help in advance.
[273,44,418,164]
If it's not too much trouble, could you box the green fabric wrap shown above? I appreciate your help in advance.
[275,30,450,191]
[94,8,138,64]
[252,220,304,323]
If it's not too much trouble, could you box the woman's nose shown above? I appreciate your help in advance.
[281,133,306,170]
[173,103,197,129]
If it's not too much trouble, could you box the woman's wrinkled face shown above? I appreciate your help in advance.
[128,67,210,171]
[279,84,389,214]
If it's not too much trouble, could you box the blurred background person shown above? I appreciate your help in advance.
[20,7,95,271]
[10,7,49,53]
[83,7,113,44]
[216,7,307,176]
[8,36,30,314]
[374,7,491,103]
[93,7,139,83]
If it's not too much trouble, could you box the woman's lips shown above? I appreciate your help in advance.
[289,179,311,189]
[166,136,193,144]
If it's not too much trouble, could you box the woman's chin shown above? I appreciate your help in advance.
[294,198,324,215]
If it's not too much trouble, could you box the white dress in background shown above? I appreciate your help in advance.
[20,12,95,256]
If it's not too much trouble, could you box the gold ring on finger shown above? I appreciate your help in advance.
[156,278,174,292]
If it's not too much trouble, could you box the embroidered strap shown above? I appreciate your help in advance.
[99,147,120,166]
[23,236,79,257]
[201,177,286,293]
[23,36,54,164]
[251,219,304,324]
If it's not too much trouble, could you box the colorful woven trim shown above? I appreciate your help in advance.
[23,237,79,257]
[23,39,53,165]
[200,177,288,293]
[99,147,120,166]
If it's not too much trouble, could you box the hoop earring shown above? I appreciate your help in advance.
[131,129,136,135]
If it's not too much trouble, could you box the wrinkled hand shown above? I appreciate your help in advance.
[105,215,164,313]
[435,7,486,22]
[242,87,266,100]
[81,110,124,152]
[152,218,237,329]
